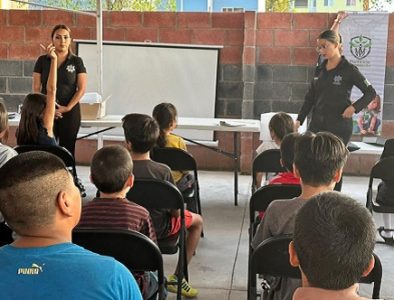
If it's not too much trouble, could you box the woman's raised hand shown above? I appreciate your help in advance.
[40,43,57,60]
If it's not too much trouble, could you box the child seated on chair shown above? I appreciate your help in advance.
[152,102,194,193]
[251,131,349,300]
[77,145,158,299]
[257,133,301,219]
[0,100,18,225]
[268,132,300,185]
[17,44,57,146]
[255,112,295,187]
[122,113,203,298]
[290,192,377,300]
[0,151,142,299]
[0,101,17,168]
[16,45,87,197]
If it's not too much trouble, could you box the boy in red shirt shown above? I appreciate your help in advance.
[269,132,300,185]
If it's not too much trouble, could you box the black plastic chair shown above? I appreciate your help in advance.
[151,147,202,215]
[359,253,383,299]
[366,157,394,217]
[380,138,394,159]
[248,235,300,300]
[251,149,284,193]
[72,228,165,300]
[14,144,85,197]
[248,186,301,300]
[0,222,13,246]
[126,178,187,300]
[249,184,301,245]
[248,235,382,300]
[14,144,77,178]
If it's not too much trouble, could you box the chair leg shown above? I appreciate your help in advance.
[176,228,188,300]
[195,191,204,238]
[176,247,183,300]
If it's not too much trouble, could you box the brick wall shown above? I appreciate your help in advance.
[1,10,393,172]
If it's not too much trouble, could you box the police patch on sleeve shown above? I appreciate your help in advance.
[364,79,371,87]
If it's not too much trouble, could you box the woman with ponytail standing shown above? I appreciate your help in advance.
[296,30,376,145]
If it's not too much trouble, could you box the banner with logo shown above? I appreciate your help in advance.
[340,12,389,136]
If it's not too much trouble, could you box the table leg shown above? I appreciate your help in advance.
[234,132,239,206]
[97,132,104,149]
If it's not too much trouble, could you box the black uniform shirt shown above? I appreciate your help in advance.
[297,56,376,125]
[33,53,87,106]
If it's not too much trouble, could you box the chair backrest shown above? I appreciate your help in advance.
[380,138,394,159]
[14,144,77,177]
[151,147,197,174]
[0,222,13,246]
[252,149,284,192]
[369,157,394,183]
[151,146,201,214]
[72,228,165,299]
[359,253,382,299]
[126,178,184,211]
[251,235,382,299]
[126,178,187,298]
[252,149,284,174]
[251,235,301,279]
[249,184,301,226]
[366,157,394,213]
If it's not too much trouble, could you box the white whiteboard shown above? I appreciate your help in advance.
[76,40,221,140]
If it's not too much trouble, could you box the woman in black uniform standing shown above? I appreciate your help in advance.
[33,24,87,157]
[296,29,376,145]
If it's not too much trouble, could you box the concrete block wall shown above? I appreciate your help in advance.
[1,10,393,173]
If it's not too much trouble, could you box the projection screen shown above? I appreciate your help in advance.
[76,40,221,140]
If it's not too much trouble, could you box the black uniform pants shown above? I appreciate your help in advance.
[54,104,81,157]
[308,115,353,145]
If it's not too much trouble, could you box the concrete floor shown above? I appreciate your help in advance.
[77,167,394,300]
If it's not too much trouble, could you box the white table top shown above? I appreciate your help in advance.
[80,115,261,133]
[351,141,383,155]
[9,114,260,133]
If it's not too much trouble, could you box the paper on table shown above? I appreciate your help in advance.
[7,112,16,119]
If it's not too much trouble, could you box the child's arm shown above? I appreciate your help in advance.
[179,137,187,151]
[357,113,367,135]
[42,43,57,137]
[368,115,378,133]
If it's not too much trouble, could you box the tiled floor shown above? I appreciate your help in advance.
[78,167,394,300]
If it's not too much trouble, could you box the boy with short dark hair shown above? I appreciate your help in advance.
[251,131,349,300]
[78,145,156,242]
[78,145,157,299]
[122,113,203,298]
[290,192,376,300]
[0,151,142,299]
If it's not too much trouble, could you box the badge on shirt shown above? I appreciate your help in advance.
[333,75,342,86]
[66,65,76,73]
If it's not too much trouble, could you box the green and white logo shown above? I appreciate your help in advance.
[350,35,372,60]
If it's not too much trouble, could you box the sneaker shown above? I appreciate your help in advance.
[167,274,198,298]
